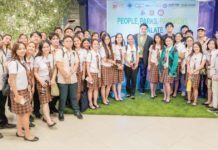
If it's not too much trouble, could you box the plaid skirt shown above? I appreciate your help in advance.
[36,82,51,104]
[174,63,181,81]
[187,73,200,89]
[160,68,173,84]
[101,66,114,86]
[77,71,84,93]
[149,62,159,83]
[10,89,32,115]
[87,73,101,89]
[113,68,124,84]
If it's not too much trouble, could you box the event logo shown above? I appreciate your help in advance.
[127,3,132,8]
[158,9,164,16]
[149,10,155,16]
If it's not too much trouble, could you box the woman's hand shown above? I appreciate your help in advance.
[39,79,48,88]
[14,94,23,104]
[50,79,56,86]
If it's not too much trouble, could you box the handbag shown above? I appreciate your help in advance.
[79,90,89,112]
[2,74,10,96]
[51,83,60,96]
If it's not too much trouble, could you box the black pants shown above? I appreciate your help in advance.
[0,91,8,125]
[138,58,147,93]
[198,74,207,98]
[33,85,40,115]
[125,66,138,96]
[49,96,59,110]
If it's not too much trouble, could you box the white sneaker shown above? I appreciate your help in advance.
[181,92,186,97]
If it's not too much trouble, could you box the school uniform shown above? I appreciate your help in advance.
[100,46,114,86]
[205,50,213,89]
[76,49,87,93]
[124,45,140,96]
[159,47,179,84]
[187,53,206,89]
[34,55,53,104]
[86,49,101,89]
[8,60,32,115]
[0,49,12,126]
[148,45,162,84]
[210,50,218,109]
[55,47,80,114]
[112,44,125,84]
[26,56,34,90]
[183,47,192,86]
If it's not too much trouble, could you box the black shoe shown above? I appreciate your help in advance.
[24,136,39,142]
[16,132,24,138]
[131,96,135,100]
[208,108,218,112]
[48,122,56,128]
[0,133,3,139]
[29,122,35,128]
[0,123,16,129]
[34,112,42,119]
[58,113,64,121]
[30,115,34,122]
[74,112,83,120]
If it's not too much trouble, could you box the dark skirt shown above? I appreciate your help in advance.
[174,62,181,81]
[101,66,114,86]
[10,89,32,115]
[113,67,124,84]
[160,68,173,84]
[149,62,159,83]
[36,82,51,104]
[87,73,101,89]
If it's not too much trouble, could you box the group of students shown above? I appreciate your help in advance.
[0,22,218,142]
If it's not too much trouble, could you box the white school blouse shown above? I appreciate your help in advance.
[112,44,126,64]
[149,44,162,65]
[125,45,140,67]
[174,42,186,63]
[8,60,28,90]
[77,49,88,72]
[100,46,113,67]
[34,54,53,81]
[86,49,101,74]
[189,53,206,74]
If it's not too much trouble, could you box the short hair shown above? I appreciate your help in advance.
[185,30,193,35]
[74,26,83,31]
[63,35,73,41]
[49,32,60,40]
[180,25,189,31]
[30,31,42,38]
[64,27,74,33]
[165,22,174,28]
[54,26,62,31]
[140,23,148,28]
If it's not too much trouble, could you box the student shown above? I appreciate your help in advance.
[25,41,36,127]
[64,27,74,37]
[203,39,218,107]
[100,33,115,105]
[86,39,101,109]
[173,33,186,97]
[55,36,83,121]
[74,26,83,33]
[34,41,56,127]
[197,27,210,98]
[159,36,178,103]
[125,34,140,99]
[187,42,206,106]
[0,34,15,129]
[54,26,63,42]
[112,33,126,101]
[41,32,47,41]
[185,30,194,38]
[91,32,99,40]
[148,33,164,98]
[17,34,28,46]
[84,30,91,39]
[73,36,87,102]
[133,23,153,94]
[81,38,91,51]
[162,22,175,41]
[8,42,38,141]
[209,46,218,113]
[30,31,42,118]
[180,25,189,40]
[49,32,61,113]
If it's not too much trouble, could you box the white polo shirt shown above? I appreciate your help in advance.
[112,44,126,63]
[8,60,28,90]
[125,45,140,67]
[174,42,186,63]
[86,49,101,74]
[100,46,113,67]
[55,48,79,84]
